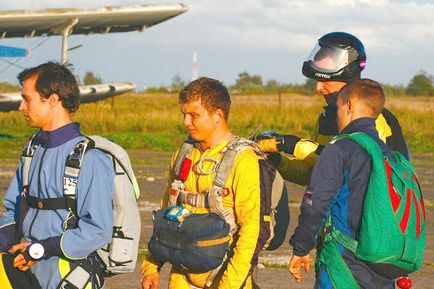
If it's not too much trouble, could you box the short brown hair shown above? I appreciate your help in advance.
[179,77,231,121]
[339,79,385,117]
[18,61,80,113]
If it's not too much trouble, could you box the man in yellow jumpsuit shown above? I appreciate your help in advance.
[142,77,262,289]
[258,32,409,186]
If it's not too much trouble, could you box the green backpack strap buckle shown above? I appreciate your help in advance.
[323,215,358,253]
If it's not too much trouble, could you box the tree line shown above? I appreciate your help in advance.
[226,70,434,96]
[153,70,434,96]
[0,70,432,96]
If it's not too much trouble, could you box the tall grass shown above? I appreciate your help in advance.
[0,93,432,159]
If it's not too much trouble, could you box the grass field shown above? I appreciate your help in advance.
[0,92,433,159]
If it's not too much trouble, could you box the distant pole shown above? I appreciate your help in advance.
[192,45,198,81]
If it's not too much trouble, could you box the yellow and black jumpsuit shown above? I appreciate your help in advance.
[276,98,409,185]
[142,138,262,289]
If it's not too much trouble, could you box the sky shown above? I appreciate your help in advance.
[0,0,433,90]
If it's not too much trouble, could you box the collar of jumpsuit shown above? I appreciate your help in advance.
[35,122,81,149]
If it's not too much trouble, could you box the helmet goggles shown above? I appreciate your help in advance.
[302,33,366,82]
[307,42,355,74]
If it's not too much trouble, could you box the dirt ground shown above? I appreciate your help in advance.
[0,151,432,289]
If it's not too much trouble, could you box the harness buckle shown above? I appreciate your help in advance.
[198,157,220,175]
[320,222,335,242]
[169,187,179,196]
[21,186,29,199]
[63,209,77,231]
[324,224,334,234]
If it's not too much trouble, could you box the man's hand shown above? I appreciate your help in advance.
[8,242,30,254]
[9,242,35,271]
[288,254,311,284]
[142,271,160,289]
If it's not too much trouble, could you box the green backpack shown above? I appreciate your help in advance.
[318,132,426,288]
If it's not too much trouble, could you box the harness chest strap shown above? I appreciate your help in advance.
[177,191,207,208]
[24,196,72,211]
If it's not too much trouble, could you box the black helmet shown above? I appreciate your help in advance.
[302,32,366,82]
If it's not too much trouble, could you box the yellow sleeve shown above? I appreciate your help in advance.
[141,255,162,276]
[273,114,321,185]
[280,112,392,186]
[276,139,319,186]
[277,154,315,186]
[142,150,179,277]
[218,149,261,289]
[375,113,392,143]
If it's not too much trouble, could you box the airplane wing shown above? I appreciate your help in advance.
[0,3,187,112]
[0,4,188,37]
[0,82,135,112]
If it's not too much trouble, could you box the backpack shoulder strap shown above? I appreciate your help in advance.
[17,133,39,242]
[213,136,260,189]
[208,137,260,234]
[173,140,194,180]
[21,134,39,189]
[340,132,390,179]
[167,138,194,207]
[338,132,383,158]
[63,137,94,219]
[213,136,241,189]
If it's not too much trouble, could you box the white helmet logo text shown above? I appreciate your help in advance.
[315,72,331,79]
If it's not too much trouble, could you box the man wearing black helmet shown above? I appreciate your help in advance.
[257,32,409,186]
